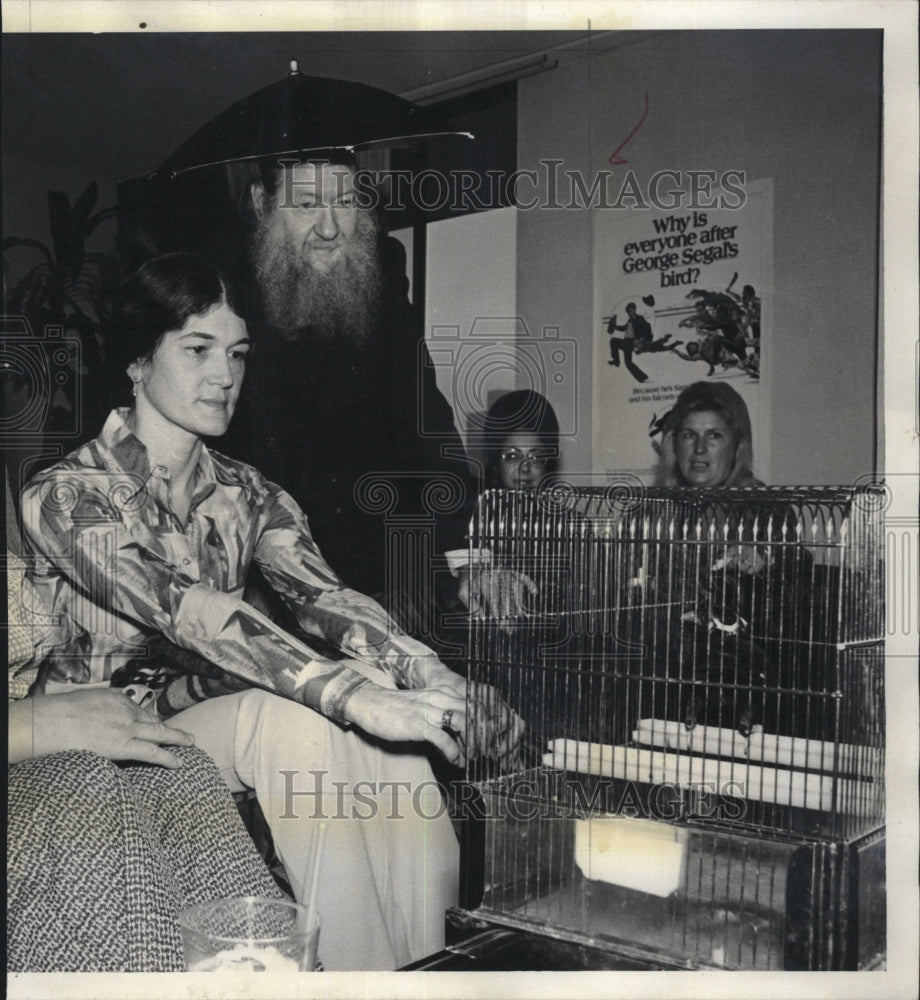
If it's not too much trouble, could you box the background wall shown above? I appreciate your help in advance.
[516,30,882,485]
[425,207,518,451]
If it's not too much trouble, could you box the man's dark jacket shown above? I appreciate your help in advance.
[221,235,475,599]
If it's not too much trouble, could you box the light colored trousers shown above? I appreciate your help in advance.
[171,683,459,971]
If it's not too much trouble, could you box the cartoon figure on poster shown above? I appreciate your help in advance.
[603,294,686,383]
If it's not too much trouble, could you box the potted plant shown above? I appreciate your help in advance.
[3,181,117,448]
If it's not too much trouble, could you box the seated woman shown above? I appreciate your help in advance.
[481,388,561,492]
[389,389,562,663]
[454,391,596,762]
[17,252,522,971]
[649,381,815,738]
[654,380,762,489]
[453,389,563,617]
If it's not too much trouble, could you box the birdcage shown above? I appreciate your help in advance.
[456,485,885,971]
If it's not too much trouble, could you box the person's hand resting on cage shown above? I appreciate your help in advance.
[456,565,538,621]
[342,656,524,769]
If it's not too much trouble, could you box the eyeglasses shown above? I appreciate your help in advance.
[500,449,553,467]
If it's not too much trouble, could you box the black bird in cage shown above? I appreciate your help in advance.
[676,570,769,738]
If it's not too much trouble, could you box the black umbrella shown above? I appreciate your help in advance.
[117,63,474,292]
[150,60,471,179]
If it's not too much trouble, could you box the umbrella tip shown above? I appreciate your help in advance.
[289,58,300,76]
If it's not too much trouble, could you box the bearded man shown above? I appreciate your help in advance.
[227,157,473,612]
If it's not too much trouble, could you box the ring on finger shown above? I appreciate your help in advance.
[441,708,454,732]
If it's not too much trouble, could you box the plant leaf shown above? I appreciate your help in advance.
[8,267,52,320]
[48,190,75,272]
[3,236,54,266]
[87,206,118,235]
[72,182,99,226]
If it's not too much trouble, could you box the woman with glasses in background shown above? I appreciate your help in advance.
[447,389,562,622]
[393,389,563,657]
[483,389,560,491]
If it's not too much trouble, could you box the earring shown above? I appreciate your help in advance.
[131,375,140,398]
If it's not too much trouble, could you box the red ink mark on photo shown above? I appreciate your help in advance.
[609,92,650,165]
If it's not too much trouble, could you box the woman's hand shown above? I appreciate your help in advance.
[22,689,196,769]
[415,662,524,761]
[465,679,526,763]
[456,566,537,623]
[344,666,525,768]
[343,682,472,767]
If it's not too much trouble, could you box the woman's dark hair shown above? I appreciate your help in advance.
[482,389,560,486]
[111,252,240,381]
[655,380,758,487]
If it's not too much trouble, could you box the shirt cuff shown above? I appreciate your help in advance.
[320,671,373,726]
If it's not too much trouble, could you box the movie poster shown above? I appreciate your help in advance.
[592,178,772,482]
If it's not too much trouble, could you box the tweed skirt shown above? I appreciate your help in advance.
[7,745,282,972]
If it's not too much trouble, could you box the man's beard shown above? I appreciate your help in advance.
[251,208,382,342]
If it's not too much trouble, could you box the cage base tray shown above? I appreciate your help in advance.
[486,870,784,970]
